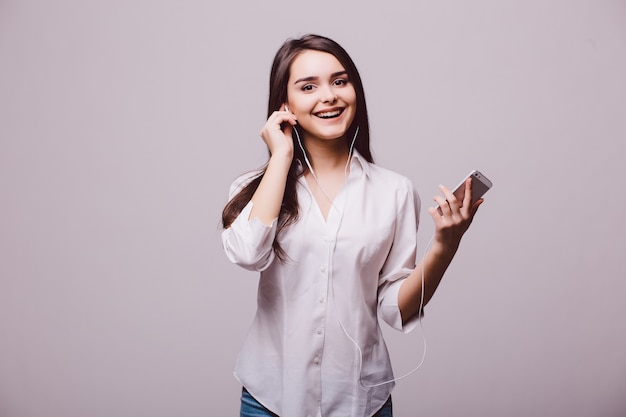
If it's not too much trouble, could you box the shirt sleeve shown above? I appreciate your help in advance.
[378,178,422,333]
[221,174,278,272]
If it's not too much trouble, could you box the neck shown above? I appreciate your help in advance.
[302,137,350,173]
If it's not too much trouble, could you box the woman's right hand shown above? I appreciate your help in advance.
[249,106,298,226]
[259,105,297,160]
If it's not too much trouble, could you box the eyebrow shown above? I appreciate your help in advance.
[293,71,348,84]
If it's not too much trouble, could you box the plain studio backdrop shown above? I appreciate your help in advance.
[1,0,625,416]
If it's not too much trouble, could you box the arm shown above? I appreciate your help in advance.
[221,107,297,270]
[398,177,483,324]
[249,107,297,225]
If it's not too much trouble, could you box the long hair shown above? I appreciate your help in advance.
[221,34,373,260]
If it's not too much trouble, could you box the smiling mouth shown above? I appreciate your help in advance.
[314,108,344,119]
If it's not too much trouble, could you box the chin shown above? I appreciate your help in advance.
[318,131,349,141]
[319,124,354,140]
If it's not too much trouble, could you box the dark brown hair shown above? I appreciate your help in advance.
[221,34,373,260]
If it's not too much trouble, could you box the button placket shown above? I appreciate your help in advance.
[312,231,331,371]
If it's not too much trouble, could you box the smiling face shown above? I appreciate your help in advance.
[286,50,357,143]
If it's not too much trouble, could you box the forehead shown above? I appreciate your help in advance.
[289,50,346,80]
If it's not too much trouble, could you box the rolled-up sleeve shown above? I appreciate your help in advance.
[379,277,421,333]
[222,200,277,271]
[221,174,278,272]
[377,178,421,333]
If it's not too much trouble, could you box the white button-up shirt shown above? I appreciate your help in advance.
[222,152,421,417]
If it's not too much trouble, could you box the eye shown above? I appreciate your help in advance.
[301,84,315,92]
[333,78,349,87]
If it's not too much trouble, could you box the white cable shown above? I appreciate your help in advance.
[294,126,358,212]
[295,126,427,389]
[356,235,433,388]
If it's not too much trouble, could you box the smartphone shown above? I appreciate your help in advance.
[438,170,493,211]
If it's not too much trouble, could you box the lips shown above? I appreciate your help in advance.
[314,108,344,119]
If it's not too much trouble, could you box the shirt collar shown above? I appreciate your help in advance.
[349,149,372,178]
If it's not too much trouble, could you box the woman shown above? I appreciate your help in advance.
[222,34,483,417]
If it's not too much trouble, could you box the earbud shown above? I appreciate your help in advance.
[284,105,290,113]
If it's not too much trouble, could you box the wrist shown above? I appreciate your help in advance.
[268,150,293,165]
[266,152,293,175]
[429,239,459,261]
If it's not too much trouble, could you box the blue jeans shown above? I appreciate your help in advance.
[240,387,393,417]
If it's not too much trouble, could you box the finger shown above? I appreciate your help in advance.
[270,109,295,122]
[263,111,296,134]
[461,177,473,213]
[276,109,298,126]
[433,195,451,216]
[438,184,456,203]
[438,184,461,213]
[282,122,293,138]
[468,197,484,220]
[428,206,444,223]
[279,104,298,121]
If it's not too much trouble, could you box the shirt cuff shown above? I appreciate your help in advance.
[379,277,423,333]
[222,201,278,271]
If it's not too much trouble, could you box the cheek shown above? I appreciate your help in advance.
[342,89,358,113]
[286,95,312,115]
[347,89,357,105]
[346,93,358,119]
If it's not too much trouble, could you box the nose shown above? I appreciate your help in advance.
[320,84,337,104]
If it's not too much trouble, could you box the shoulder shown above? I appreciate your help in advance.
[227,169,263,199]
[360,160,421,211]
[364,161,415,192]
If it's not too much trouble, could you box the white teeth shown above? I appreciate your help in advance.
[316,110,342,118]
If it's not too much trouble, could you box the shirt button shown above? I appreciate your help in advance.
[313,357,321,365]
[320,266,326,273]
[316,327,323,335]
[323,235,329,242]
[318,297,325,304]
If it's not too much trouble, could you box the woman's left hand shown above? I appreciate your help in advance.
[427,177,483,252]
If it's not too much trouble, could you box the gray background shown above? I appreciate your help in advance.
[1,0,625,416]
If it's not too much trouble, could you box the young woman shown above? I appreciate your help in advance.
[221,34,483,417]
